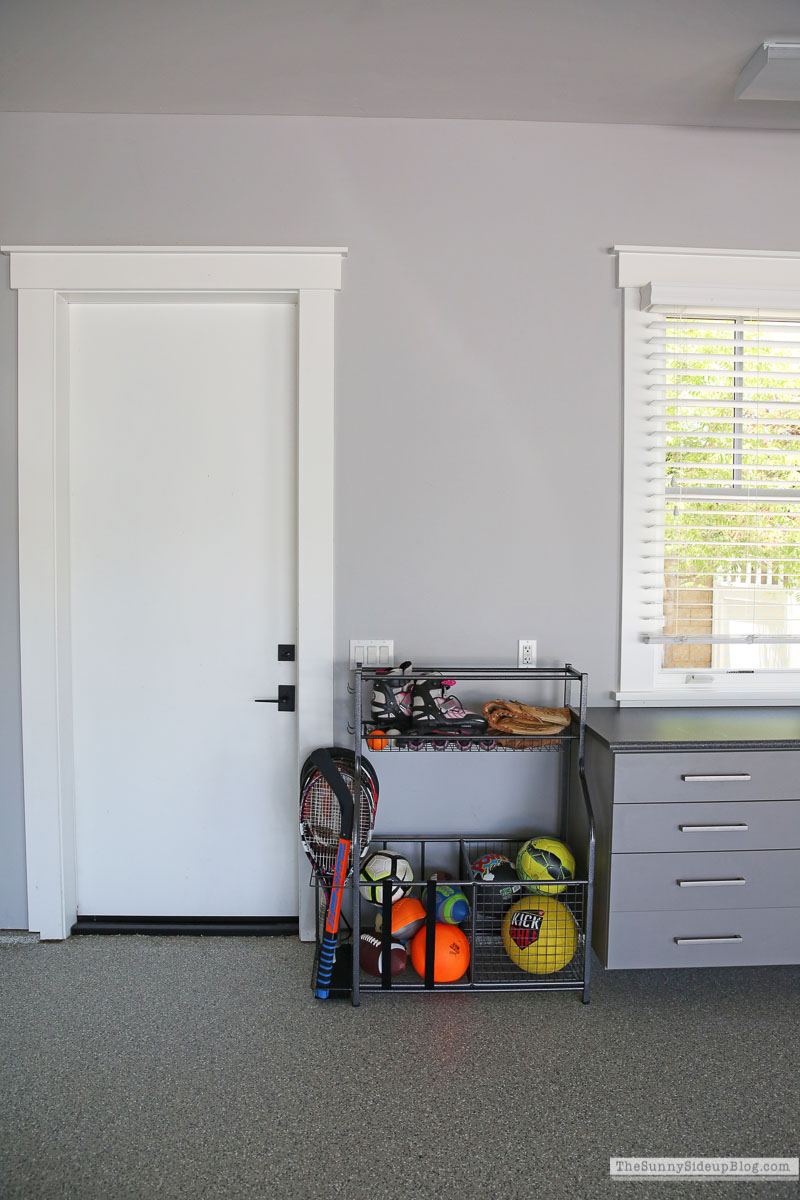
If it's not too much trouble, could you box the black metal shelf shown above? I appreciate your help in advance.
[338,663,596,1006]
[361,727,575,752]
[353,664,585,683]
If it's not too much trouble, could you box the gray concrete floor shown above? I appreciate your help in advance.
[1,936,798,1199]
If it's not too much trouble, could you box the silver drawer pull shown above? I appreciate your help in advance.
[681,774,751,782]
[679,823,749,833]
[674,935,743,945]
[677,877,746,888]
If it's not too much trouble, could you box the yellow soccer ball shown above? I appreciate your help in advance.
[516,836,575,895]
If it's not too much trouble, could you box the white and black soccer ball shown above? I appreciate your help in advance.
[359,852,414,905]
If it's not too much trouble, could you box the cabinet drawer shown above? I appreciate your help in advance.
[613,750,800,804]
[611,799,800,853]
[606,907,800,969]
[609,849,800,912]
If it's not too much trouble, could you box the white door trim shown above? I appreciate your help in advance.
[4,246,346,940]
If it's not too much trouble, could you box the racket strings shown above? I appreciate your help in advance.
[300,773,375,879]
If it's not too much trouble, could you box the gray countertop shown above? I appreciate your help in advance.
[584,707,800,752]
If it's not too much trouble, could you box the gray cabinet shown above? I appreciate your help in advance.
[573,709,800,970]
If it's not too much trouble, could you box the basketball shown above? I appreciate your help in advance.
[359,852,413,905]
[410,923,470,983]
[374,896,426,941]
[502,895,578,974]
[366,729,388,751]
[516,837,575,895]
[421,882,470,925]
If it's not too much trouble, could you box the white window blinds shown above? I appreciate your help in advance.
[642,314,800,667]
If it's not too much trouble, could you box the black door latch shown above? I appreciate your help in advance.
[255,685,295,712]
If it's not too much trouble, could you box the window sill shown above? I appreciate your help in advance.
[614,690,800,708]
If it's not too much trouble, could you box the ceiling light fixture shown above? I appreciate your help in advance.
[736,42,800,101]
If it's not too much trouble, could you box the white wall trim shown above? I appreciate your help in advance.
[615,691,800,708]
[3,245,348,254]
[613,245,800,261]
[614,245,800,290]
[613,244,800,707]
[640,281,800,318]
[4,247,344,293]
[6,246,345,939]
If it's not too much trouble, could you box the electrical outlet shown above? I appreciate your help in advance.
[518,639,537,668]
[350,639,394,669]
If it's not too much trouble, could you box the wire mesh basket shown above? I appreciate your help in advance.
[313,835,590,1000]
[463,838,587,990]
[362,727,573,753]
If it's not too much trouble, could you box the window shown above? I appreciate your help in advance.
[615,247,800,705]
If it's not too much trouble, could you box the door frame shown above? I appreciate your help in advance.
[4,246,346,939]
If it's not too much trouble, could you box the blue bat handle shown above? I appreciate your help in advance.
[315,933,338,999]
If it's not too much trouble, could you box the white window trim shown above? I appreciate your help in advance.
[4,245,346,939]
[614,245,800,708]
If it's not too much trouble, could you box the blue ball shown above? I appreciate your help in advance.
[423,882,470,924]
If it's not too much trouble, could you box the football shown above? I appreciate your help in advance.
[359,931,407,977]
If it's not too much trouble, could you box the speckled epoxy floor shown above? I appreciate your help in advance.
[1,937,798,1199]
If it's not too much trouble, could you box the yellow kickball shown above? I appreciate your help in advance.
[501,894,578,975]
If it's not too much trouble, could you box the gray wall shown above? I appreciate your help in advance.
[2,113,800,927]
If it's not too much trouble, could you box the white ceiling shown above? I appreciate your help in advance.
[2,0,800,129]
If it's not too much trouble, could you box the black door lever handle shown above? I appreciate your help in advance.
[255,685,295,712]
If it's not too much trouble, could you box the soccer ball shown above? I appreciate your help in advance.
[516,837,575,895]
[359,852,414,905]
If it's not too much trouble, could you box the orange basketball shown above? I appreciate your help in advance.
[366,729,388,751]
[410,923,470,983]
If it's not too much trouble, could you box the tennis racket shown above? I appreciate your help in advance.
[299,748,379,998]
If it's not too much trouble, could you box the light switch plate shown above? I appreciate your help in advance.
[349,639,394,669]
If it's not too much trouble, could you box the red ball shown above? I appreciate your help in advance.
[410,923,470,983]
[359,931,407,977]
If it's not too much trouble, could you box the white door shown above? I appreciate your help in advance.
[68,299,298,917]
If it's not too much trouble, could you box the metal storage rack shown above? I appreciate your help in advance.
[324,664,596,1005]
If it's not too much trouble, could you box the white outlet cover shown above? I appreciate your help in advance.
[518,639,537,667]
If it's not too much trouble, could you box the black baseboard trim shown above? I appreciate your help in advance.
[71,915,299,937]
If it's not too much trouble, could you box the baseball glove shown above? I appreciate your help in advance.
[482,700,572,738]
